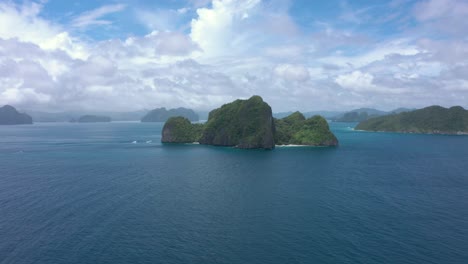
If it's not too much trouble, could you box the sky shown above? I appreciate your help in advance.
[0,0,467,112]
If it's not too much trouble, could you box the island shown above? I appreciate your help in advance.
[355,106,468,134]
[161,117,204,143]
[141,107,199,122]
[0,105,33,125]
[199,95,275,149]
[275,112,338,146]
[332,108,414,122]
[161,96,339,149]
[77,115,111,123]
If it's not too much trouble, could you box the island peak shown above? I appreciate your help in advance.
[0,105,33,125]
[355,105,468,134]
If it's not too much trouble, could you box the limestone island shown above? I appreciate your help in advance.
[0,105,33,125]
[355,105,468,135]
[77,115,111,123]
[141,107,199,122]
[161,96,338,149]
[275,111,338,146]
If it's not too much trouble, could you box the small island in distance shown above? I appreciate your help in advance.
[141,107,199,122]
[331,108,415,122]
[161,96,338,149]
[76,115,112,123]
[355,105,468,135]
[0,105,33,125]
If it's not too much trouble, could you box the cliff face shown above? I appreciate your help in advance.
[0,105,33,125]
[141,108,199,122]
[161,117,204,143]
[199,96,275,149]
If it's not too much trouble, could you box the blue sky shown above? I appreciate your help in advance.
[0,0,467,112]
[40,0,414,41]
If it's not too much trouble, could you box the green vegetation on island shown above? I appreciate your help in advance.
[161,96,339,149]
[77,115,111,123]
[199,95,275,149]
[141,107,199,122]
[275,112,338,146]
[332,108,414,122]
[161,117,204,143]
[355,106,468,134]
[0,105,33,125]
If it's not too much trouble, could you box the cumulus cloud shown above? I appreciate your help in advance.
[0,1,88,59]
[0,0,467,113]
[190,0,261,57]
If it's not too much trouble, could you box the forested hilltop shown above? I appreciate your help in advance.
[275,112,338,146]
[355,106,468,134]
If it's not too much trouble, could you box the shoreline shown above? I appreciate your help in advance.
[354,129,468,136]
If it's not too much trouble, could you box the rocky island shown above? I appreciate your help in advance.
[199,95,275,149]
[77,115,111,123]
[0,105,33,125]
[275,112,338,146]
[141,107,199,122]
[161,96,338,149]
[355,105,468,134]
[161,117,204,143]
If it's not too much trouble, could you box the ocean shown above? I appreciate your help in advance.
[0,122,467,263]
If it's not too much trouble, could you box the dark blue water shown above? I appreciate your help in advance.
[0,122,467,264]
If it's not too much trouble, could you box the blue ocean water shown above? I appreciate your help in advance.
[0,122,467,264]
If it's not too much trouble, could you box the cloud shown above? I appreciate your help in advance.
[190,0,262,57]
[264,45,304,59]
[0,0,468,113]
[154,32,200,56]
[413,0,468,36]
[0,1,88,59]
[190,0,299,59]
[71,4,126,28]
[273,64,310,82]
[335,71,376,92]
[94,31,200,61]
[135,8,187,31]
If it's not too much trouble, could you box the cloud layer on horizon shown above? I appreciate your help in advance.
[0,0,467,112]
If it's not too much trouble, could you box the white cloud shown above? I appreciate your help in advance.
[71,4,126,28]
[336,71,375,91]
[190,0,261,57]
[0,1,88,59]
[273,64,310,82]
[319,39,420,68]
[0,0,468,113]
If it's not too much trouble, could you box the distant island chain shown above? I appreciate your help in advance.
[2,98,468,147]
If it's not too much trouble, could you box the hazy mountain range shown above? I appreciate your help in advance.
[21,107,415,123]
[273,108,415,121]
[24,110,148,122]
